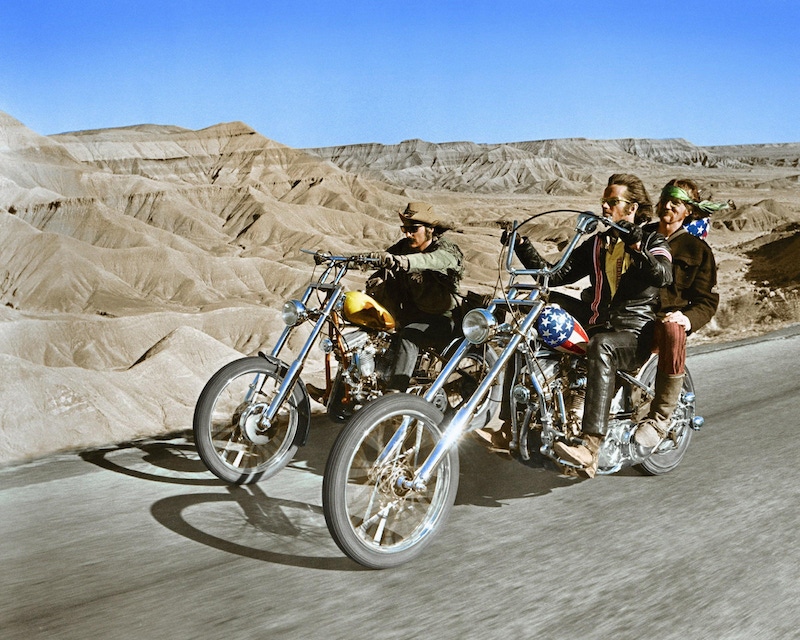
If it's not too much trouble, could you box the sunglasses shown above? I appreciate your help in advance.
[600,197,632,207]
[401,224,423,233]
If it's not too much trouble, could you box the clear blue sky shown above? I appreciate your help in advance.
[2,1,799,147]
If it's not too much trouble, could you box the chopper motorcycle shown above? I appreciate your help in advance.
[193,249,501,485]
[322,211,705,568]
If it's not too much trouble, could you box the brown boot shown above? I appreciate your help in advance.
[305,383,327,404]
[473,420,513,453]
[634,372,685,447]
[554,433,603,477]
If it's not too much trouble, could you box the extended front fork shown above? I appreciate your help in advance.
[379,299,546,492]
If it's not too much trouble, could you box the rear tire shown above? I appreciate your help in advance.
[637,367,696,476]
[442,345,502,430]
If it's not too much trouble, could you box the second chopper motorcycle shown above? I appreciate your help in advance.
[193,249,501,485]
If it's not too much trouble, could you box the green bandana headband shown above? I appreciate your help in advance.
[661,185,729,215]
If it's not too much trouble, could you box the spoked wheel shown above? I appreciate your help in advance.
[323,394,459,569]
[193,357,301,484]
[637,369,696,476]
[441,345,501,430]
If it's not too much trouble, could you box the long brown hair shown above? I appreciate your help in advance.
[607,173,653,225]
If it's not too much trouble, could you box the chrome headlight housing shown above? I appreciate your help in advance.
[282,300,308,326]
[462,308,498,345]
[318,337,334,354]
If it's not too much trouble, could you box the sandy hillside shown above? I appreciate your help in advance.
[1,110,798,464]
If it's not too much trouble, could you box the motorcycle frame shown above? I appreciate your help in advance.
[249,253,357,426]
[388,212,620,490]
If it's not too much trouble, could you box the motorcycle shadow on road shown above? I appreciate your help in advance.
[455,436,585,508]
[79,432,227,487]
[78,413,582,570]
[149,484,362,572]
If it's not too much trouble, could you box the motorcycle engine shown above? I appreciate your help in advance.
[340,329,393,401]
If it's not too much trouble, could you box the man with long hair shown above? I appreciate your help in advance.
[509,174,673,476]
[634,179,721,447]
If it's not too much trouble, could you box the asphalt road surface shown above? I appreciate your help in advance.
[2,326,799,640]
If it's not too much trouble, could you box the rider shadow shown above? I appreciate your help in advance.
[283,411,347,477]
[150,482,362,572]
[455,437,585,508]
[79,431,225,487]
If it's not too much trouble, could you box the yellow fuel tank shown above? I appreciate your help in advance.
[342,291,396,331]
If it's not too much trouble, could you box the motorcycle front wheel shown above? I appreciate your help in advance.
[323,394,459,569]
[193,357,300,484]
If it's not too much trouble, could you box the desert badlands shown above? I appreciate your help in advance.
[1,110,798,464]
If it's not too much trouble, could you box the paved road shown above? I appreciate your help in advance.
[2,327,799,640]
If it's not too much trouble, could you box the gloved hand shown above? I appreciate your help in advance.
[500,229,530,248]
[616,220,643,247]
[368,252,410,271]
[314,251,331,265]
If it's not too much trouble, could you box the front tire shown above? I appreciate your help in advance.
[323,394,459,569]
[193,357,301,484]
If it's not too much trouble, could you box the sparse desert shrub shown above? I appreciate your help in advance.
[714,292,760,330]
[714,288,800,333]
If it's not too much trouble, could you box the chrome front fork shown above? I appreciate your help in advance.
[398,301,545,491]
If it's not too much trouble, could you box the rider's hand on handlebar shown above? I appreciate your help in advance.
[314,251,332,265]
[368,252,410,271]
[500,229,531,248]
[616,220,643,247]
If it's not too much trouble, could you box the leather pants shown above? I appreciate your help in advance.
[388,315,453,391]
[582,329,647,435]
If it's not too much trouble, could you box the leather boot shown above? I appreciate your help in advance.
[473,420,513,454]
[553,433,603,478]
[305,383,327,404]
[634,372,685,447]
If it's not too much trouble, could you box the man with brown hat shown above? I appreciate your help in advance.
[368,202,464,391]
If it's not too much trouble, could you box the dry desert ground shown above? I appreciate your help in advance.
[1,110,798,464]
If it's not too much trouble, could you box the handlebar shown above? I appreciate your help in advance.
[504,210,625,278]
[300,249,380,269]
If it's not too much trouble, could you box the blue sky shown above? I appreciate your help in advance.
[2,1,799,147]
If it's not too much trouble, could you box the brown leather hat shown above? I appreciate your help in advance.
[398,202,453,230]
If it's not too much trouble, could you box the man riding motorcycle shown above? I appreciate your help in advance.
[634,179,723,447]
[510,174,673,476]
[366,202,465,392]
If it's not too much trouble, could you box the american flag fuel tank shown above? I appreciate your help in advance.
[535,304,589,355]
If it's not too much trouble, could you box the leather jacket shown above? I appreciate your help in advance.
[515,228,673,334]
[383,236,464,322]
[643,223,719,334]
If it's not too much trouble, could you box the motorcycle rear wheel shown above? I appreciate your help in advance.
[441,345,501,430]
[193,357,300,484]
[637,368,696,476]
[323,394,459,569]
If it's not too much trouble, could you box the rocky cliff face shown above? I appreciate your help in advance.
[1,109,798,463]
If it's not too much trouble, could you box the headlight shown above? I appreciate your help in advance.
[282,300,307,326]
[462,308,497,344]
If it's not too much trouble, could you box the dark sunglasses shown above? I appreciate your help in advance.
[401,224,423,233]
[600,197,632,207]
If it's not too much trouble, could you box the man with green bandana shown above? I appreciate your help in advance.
[634,179,725,447]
